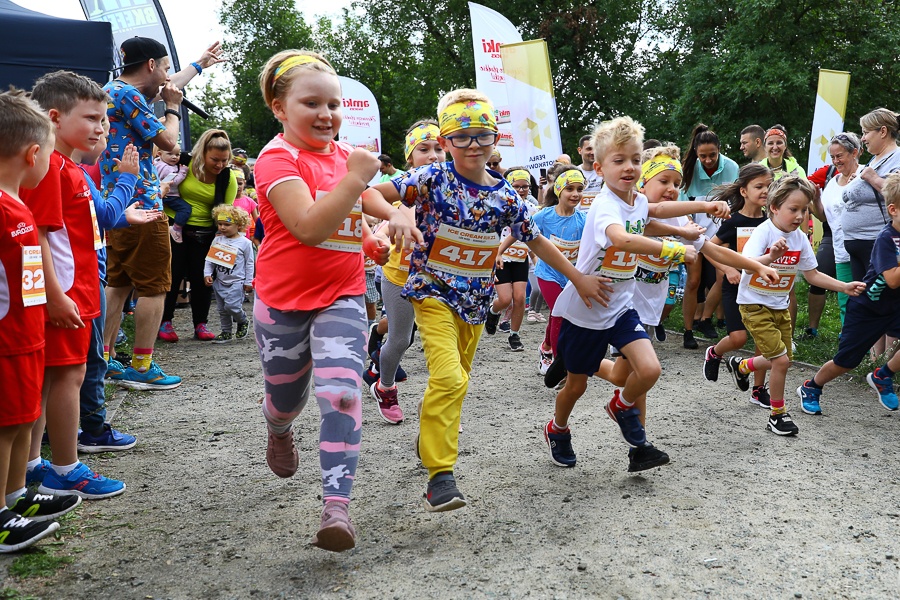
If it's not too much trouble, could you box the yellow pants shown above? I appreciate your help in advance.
[412,298,483,478]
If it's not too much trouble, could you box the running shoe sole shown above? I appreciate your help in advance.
[38,482,126,500]
[423,495,467,513]
[113,379,182,391]
[77,440,137,453]
[312,524,356,552]
[766,416,799,436]
[0,521,59,553]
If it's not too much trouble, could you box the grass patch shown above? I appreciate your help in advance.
[0,588,39,600]
[7,551,74,579]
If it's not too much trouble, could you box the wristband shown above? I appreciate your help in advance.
[164,108,181,120]
[191,61,203,75]
[660,240,686,264]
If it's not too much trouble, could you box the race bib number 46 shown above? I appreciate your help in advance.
[206,242,239,270]
[22,245,46,306]
[426,223,499,278]
[550,235,580,264]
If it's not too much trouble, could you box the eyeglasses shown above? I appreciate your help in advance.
[830,133,859,149]
[487,161,500,167]
[445,132,499,149]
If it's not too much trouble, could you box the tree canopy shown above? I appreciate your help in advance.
[204,0,900,166]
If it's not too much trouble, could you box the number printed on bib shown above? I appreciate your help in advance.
[503,241,529,262]
[206,241,239,270]
[736,227,755,253]
[748,249,800,296]
[88,198,103,250]
[318,196,363,252]
[549,234,580,263]
[364,255,377,272]
[426,223,499,278]
[578,193,597,212]
[635,245,672,284]
[22,245,46,306]
[595,246,638,279]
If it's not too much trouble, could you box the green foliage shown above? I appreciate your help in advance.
[7,551,73,580]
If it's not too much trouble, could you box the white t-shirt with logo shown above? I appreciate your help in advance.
[737,219,817,310]
[553,186,646,329]
[576,165,604,212]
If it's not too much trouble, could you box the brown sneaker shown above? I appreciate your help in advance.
[311,501,356,552]
[266,428,298,478]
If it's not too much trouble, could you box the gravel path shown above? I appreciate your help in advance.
[3,305,899,599]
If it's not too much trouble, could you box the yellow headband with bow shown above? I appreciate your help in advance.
[638,156,682,190]
[438,100,498,136]
[505,169,530,183]
[553,169,586,196]
[272,55,324,85]
[404,124,440,161]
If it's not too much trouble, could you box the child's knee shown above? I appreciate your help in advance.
[771,354,790,369]
[429,368,468,396]
[730,331,747,347]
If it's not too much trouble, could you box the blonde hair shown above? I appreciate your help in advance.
[766,175,816,213]
[259,50,336,110]
[437,88,490,115]
[881,172,900,209]
[211,204,251,231]
[0,88,53,158]
[860,107,900,140]
[591,116,645,162]
[641,144,680,164]
[191,129,231,181]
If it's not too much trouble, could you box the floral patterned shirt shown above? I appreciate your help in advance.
[393,162,538,324]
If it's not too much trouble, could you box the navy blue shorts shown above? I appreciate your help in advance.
[833,300,900,369]
[558,308,649,376]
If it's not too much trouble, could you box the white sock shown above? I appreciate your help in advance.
[489,306,500,315]
[619,392,635,407]
[552,418,567,431]
[50,461,79,476]
[5,488,26,508]
[510,330,519,336]
[26,457,43,471]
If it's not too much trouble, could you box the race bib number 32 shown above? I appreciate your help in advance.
[426,223,499,278]
[22,245,46,306]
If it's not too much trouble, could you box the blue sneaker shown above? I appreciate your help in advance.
[77,424,137,454]
[605,390,646,447]
[25,458,51,486]
[38,462,125,500]
[105,358,126,380]
[362,362,379,387]
[543,420,576,467]
[114,362,181,391]
[394,363,408,383]
[797,380,822,415]
[867,371,899,411]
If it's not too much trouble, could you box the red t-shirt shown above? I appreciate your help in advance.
[21,151,101,320]
[254,135,365,311]
[0,191,45,356]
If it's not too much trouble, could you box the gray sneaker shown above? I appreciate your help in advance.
[508,333,524,351]
[424,472,466,512]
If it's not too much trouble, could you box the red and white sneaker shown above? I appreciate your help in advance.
[369,380,403,424]
[158,321,178,343]
[194,323,215,341]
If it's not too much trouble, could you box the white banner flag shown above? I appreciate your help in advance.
[500,40,563,180]
[338,76,381,154]
[468,2,521,150]
[807,69,851,174]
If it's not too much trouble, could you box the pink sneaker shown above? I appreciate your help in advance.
[266,428,298,478]
[169,225,183,244]
[311,500,356,552]
[158,321,178,343]
[194,323,215,341]
[370,381,403,424]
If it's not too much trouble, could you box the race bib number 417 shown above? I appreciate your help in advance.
[426,223,499,278]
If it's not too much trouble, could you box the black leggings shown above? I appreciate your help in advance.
[844,238,876,282]
[162,224,215,326]
[809,235,836,295]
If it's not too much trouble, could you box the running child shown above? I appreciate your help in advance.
[0,89,82,553]
[702,163,775,406]
[153,145,190,243]
[252,50,419,552]
[796,172,900,415]
[373,89,612,512]
[730,176,864,435]
[542,116,733,473]
[204,205,254,343]
[365,120,445,424]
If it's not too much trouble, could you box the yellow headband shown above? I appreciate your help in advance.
[272,55,323,84]
[553,169,585,196]
[404,124,440,161]
[217,214,234,223]
[438,100,498,136]
[638,156,682,190]
[506,169,530,183]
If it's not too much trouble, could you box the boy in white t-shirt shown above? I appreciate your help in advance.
[543,117,730,472]
[728,177,865,436]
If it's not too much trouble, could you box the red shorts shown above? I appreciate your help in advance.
[45,320,93,367]
[0,349,44,426]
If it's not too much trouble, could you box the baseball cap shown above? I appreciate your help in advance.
[120,36,169,68]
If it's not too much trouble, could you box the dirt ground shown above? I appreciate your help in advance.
[3,303,900,599]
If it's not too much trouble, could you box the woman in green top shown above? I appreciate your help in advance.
[759,125,806,179]
[160,129,237,341]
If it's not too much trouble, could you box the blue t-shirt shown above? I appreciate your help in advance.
[851,222,900,315]
[101,80,167,210]
[392,162,537,324]
[531,207,586,288]
[80,166,138,284]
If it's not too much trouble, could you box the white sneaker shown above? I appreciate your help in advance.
[539,348,553,375]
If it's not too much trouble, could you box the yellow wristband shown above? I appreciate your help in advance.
[660,240,687,264]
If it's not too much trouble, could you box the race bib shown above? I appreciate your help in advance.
[577,193,597,212]
[426,223,499,278]
[635,248,672,285]
[318,197,363,253]
[502,241,529,263]
[595,246,638,280]
[549,234,580,264]
[364,255,377,272]
[206,241,239,270]
[88,198,103,250]
[22,245,46,307]
[748,249,799,296]
[736,227,755,253]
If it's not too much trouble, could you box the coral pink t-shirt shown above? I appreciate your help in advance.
[253,135,365,311]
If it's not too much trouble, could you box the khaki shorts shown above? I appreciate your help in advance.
[739,304,793,360]
[106,219,172,296]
